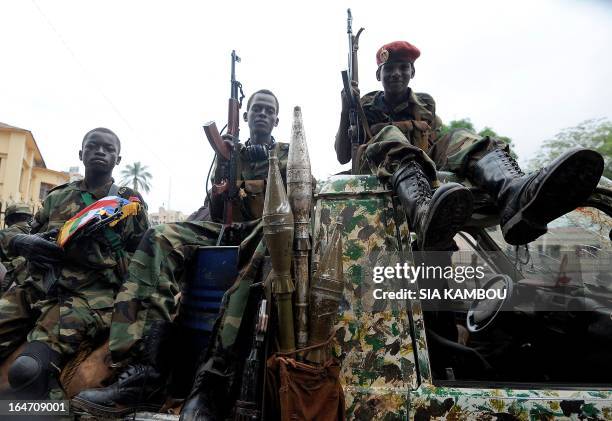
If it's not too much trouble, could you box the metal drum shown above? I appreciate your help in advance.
[180,245,240,350]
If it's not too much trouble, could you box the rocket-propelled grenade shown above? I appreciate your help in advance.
[306,220,344,364]
[287,106,313,351]
[263,148,296,353]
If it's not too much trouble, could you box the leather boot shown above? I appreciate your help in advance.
[71,363,165,417]
[392,162,473,251]
[180,355,234,421]
[469,147,604,245]
[71,321,174,417]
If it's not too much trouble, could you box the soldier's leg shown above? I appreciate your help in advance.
[431,129,604,244]
[7,296,110,399]
[363,125,473,250]
[72,221,221,417]
[108,221,220,363]
[0,284,42,361]
[428,128,503,176]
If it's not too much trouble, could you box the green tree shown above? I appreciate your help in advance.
[439,118,517,159]
[120,162,152,193]
[528,118,612,179]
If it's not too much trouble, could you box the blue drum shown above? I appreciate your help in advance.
[180,245,240,350]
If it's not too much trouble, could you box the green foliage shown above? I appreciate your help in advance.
[528,118,612,178]
[439,118,475,135]
[120,161,153,193]
[440,118,517,159]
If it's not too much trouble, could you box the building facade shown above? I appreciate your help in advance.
[148,206,186,225]
[0,122,70,222]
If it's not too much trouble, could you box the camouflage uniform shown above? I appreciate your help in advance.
[0,221,30,291]
[358,89,508,181]
[108,141,289,362]
[0,221,41,362]
[0,179,148,362]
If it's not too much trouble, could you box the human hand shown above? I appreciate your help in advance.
[10,233,64,265]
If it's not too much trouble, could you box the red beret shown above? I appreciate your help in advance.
[376,41,420,66]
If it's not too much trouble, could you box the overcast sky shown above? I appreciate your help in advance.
[1,0,611,213]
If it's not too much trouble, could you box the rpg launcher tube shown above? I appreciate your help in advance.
[287,106,313,351]
[263,148,296,354]
[306,221,344,364]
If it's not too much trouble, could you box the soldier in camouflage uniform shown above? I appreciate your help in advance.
[0,204,32,292]
[336,40,604,249]
[73,90,288,418]
[0,128,148,399]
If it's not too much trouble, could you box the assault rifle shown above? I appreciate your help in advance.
[234,299,268,420]
[203,50,245,244]
[341,9,369,174]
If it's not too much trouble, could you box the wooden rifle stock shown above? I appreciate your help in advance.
[203,121,231,160]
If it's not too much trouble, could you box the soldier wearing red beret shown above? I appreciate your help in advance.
[335,40,604,250]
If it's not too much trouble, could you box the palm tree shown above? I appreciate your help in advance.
[120,162,152,193]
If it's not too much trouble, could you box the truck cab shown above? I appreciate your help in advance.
[314,174,612,420]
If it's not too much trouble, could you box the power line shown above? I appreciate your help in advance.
[30,0,172,173]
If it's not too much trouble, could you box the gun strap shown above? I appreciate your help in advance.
[80,189,125,263]
[356,101,372,140]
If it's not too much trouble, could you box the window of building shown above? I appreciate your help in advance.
[39,182,54,201]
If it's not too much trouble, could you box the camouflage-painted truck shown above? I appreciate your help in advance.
[78,174,612,421]
[314,173,612,421]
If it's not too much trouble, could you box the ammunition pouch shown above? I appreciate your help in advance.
[265,355,345,421]
[210,180,267,223]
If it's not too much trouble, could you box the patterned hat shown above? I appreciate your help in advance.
[376,41,420,66]
[5,203,32,218]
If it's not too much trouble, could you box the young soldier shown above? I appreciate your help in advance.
[73,90,288,418]
[336,41,604,249]
[0,204,32,292]
[0,128,149,399]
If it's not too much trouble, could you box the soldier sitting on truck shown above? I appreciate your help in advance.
[0,128,149,400]
[335,40,604,251]
[72,90,289,419]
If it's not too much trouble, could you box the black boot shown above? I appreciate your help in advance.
[8,341,62,399]
[469,148,604,245]
[71,363,165,417]
[71,321,174,417]
[180,355,234,421]
[392,162,473,250]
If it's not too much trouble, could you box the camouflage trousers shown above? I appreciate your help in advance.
[0,282,43,360]
[108,219,263,363]
[361,126,506,182]
[0,283,112,361]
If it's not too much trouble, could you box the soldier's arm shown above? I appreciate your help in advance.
[122,192,150,255]
[335,86,365,165]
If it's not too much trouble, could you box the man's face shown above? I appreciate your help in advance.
[380,61,414,96]
[244,93,279,138]
[79,131,121,173]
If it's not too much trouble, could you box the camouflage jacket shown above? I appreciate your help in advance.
[209,140,289,222]
[0,221,30,261]
[0,222,30,289]
[361,89,440,128]
[31,179,149,307]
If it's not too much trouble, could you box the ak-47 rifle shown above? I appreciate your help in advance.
[341,9,370,174]
[203,50,245,244]
[234,299,268,421]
